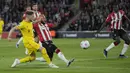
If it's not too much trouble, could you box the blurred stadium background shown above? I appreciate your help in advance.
[1,0,130,38]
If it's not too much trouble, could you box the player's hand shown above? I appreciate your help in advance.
[8,37,12,42]
[16,44,19,48]
[37,16,43,22]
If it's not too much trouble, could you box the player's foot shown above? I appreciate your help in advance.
[103,49,108,58]
[16,44,19,48]
[67,58,75,67]
[119,54,128,58]
[11,59,20,68]
[49,63,59,68]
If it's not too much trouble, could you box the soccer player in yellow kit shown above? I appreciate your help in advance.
[8,11,59,68]
[0,16,4,40]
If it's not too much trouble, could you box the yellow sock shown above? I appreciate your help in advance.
[20,56,35,63]
[41,48,51,64]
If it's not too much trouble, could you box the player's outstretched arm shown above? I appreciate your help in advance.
[8,26,18,41]
[124,15,130,24]
[96,22,106,33]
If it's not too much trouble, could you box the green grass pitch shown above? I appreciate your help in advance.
[0,38,130,73]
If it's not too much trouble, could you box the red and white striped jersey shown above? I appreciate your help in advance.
[106,10,126,30]
[34,11,41,19]
[33,23,52,42]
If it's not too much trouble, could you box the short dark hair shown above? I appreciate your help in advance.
[32,3,38,6]
[26,11,34,15]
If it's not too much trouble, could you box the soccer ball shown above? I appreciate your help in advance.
[80,40,90,49]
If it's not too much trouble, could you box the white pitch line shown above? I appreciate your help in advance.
[75,57,121,61]
[66,66,130,70]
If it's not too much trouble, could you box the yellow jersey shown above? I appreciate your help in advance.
[17,20,34,43]
[0,20,4,30]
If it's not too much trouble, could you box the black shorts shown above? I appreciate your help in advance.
[112,29,130,44]
[112,29,126,40]
[41,41,57,60]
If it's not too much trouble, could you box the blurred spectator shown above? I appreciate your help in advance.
[0,0,74,31]
[66,21,79,31]
[1,0,130,31]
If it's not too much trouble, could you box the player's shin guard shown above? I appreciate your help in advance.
[40,48,51,64]
[105,41,120,51]
[56,49,69,64]
[120,43,129,55]
[20,56,35,63]
[105,43,115,51]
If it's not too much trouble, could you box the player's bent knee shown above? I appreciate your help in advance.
[39,47,47,54]
[55,49,61,54]
[114,40,121,46]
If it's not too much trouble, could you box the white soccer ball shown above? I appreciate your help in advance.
[80,40,90,49]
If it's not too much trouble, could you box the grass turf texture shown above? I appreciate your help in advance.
[0,38,130,73]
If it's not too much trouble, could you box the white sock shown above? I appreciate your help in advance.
[36,57,46,62]
[17,37,23,44]
[106,43,115,51]
[120,44,129,55]
[25,48,28,55]
[57,52,69,64]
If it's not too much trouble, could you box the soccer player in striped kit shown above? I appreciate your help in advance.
[31,3,74,67]
[33,15,74,67]
[98,4,130,58]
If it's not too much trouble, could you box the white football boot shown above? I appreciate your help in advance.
[49,63,59,68]
[11,59,20,68]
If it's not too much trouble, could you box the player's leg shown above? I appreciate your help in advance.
[11,51,36,67]
[31,41,58,68]
[38,47,59,68]
[35,41,50,62]
[19,51,36,63]
[49,42,74,67]
[55,48,74,67]
[105,36,120,51]
[104,30,121,58]
[120,30,130,58]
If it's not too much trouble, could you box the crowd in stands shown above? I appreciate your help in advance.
[1,0,130,31]
[67,0,130,31]
[0,0,74,31]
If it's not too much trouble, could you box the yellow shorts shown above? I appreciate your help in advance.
[24,40,40,55]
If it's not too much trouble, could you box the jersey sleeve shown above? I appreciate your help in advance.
[16,23,25,30]
[120,10,127,19]
[47,23,54,28]
[120,10,125,16]
[106,14,112,23]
